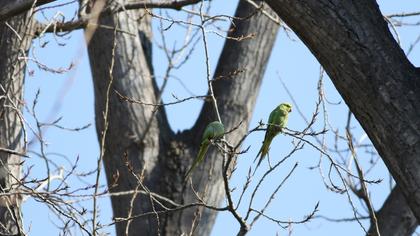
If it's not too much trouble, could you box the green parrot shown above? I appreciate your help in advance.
[255,103,292,167]
[185,121,225,179]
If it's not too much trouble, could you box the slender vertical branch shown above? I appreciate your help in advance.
[198,2,221,123]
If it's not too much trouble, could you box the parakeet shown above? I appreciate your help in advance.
[255,103,292,167]
[185,121,225,179]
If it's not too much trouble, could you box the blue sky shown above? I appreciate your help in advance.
[21,1,420,235]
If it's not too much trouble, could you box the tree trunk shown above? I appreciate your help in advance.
[265,0,420,225]
[0,13,34,236]
[367,186,417,236]
[86,1,278,235]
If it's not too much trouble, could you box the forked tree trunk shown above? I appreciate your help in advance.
[86,1,278,235]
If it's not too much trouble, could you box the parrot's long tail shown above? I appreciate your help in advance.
[184,142,210,180]
[253,137,273,170]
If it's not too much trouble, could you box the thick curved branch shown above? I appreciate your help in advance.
[32,0,201,36]
[0,0,54,21]
[265,0,420,221]
[0,0,202,22]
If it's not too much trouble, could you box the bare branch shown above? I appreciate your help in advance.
[33,0,202,35]
[0,0,55,21]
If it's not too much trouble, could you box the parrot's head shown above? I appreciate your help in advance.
[280,103,292,113]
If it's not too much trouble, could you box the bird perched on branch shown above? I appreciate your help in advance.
[185,121,225,179]
[255,103,292,168]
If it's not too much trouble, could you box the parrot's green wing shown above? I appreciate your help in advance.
[185,121,225,179]
[254,103,292,168]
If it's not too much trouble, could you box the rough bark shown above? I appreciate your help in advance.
[87,4,168,236]
[86,0,278,235]
[0,13,34,236]
[265,0,420,226]
[367,186,417,236]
